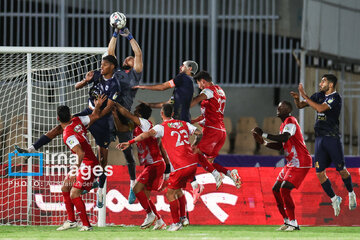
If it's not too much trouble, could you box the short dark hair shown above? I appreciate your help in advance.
[102,55,118,68]
[57,105,71,123]
[162,103,173,118]
[281,101,293,112]
[137,103,152,120]
[193,70,212,83]
[322,74,337,87]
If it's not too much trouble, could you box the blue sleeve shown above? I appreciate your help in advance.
[108,81,121,102]
[88,70,101,84]
[131,70,142,85]
[310,92,318,103]
[173,74,182,87]
[326,93,341,109]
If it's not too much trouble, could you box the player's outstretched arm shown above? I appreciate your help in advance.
[75,71,94,90]
[108,29,119,57]
[87,94,107,127]
[116,129,157,151]
[114,102,141,126]
[252,128,283,151]
[298,84,330,113]
[290,91,308,109]
[133,81,172,91]
[191,115,204,124]
[190,93,207,108]
[139,100,170,109]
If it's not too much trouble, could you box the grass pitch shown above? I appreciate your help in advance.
[0,225,359,240]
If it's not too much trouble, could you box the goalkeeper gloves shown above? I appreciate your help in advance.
[120,28,134,41]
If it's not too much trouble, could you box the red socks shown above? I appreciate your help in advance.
[135,191,151,214]
[178,194,186,218]
[212,163,229,175]
[272,189,288,219]
[197,154,215,172]
[148,199,160,219]
[169,200,180,224]
[280,188,295,220]
[71,197,91,227]
[62,192,76,222]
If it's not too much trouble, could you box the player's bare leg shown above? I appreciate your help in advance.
[133,182,157,229]
[166,188,183,231]
[272,181,289,231]
[57,178,78,231]
[96,146,108,208]
[317,170,342,216]
[70,187,92,231]
[338,169,357,210]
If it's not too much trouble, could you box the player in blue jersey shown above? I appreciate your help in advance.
[290,74,357,216]
[133,60,197,122]
[105,27,144,204]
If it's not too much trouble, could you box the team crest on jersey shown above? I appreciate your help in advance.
[217,89,225,97]
[74,124,82,133]
[112,92,118,100]
[105,85,109,91]
[168,122,183,129]
[327,98,334,104]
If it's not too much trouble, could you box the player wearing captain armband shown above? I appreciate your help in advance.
[252,101,311,231]
[118,104,203,231]
[114,102,169,230]
[56,95,107,232]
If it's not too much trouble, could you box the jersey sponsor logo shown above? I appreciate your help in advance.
[315,161,319,168]
[112,92,118,100]
[216,89,225,97]
[74,124,83,133]
[105,85,109,91]
[167,122,183,129]
[327,98,334,104]
[317,113,326,121]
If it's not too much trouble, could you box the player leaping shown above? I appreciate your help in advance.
[57,95,107,231]
[114,102,169,230]
[118,104,203,231]
[191,71,241,193]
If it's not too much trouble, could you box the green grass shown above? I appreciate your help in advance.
[0,225,359,240]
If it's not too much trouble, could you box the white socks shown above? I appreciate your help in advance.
[28,145,36,153]
[191,180,199,190]
[130,180,135,188]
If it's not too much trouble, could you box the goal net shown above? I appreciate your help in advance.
[0,47,107,225]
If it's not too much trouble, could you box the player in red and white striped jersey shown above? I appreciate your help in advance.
[114,102,169,230]
[57,95,106,232]
[252,101,312,231]
[191,71,242,192]
[118,104,203,231]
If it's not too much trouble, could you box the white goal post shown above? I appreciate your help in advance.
[0,47,107,226]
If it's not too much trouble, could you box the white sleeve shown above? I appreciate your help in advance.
[282,123,296,136]
[139,117,152,132]
[65,135,80,149]
[200,88,214,99]
[152,124,164,138]
[78,116,90,126]
[186,122,197,135]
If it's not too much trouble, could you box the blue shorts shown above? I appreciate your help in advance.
[314,136,345,172]
[75,108,112,149]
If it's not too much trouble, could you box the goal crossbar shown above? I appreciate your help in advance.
[0,47,107,54]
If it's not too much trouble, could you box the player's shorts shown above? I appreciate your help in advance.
[65,164,96,192]
[168,164,197,189]
[136,161,165,191]
[115,131,133,151]
[75,108,111,148]
[314,136,345,172]
[197,127,226,159]
[276,165,310,189]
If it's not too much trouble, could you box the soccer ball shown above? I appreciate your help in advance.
[109,12,126,29]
